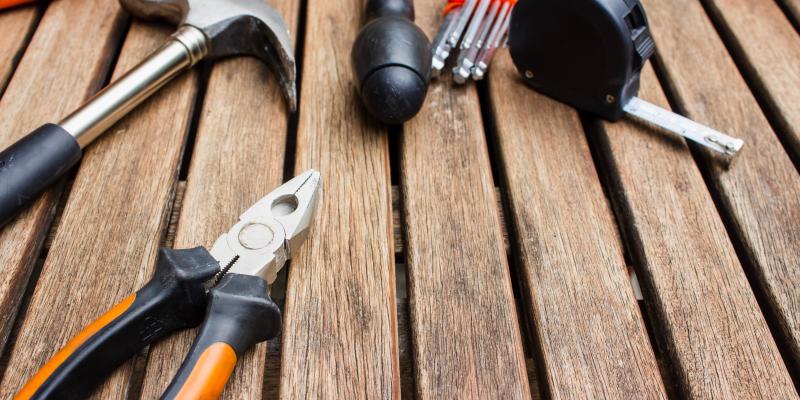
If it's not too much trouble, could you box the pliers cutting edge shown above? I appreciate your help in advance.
[15,170,322,400]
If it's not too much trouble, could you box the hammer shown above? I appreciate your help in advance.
[0,0,296,227]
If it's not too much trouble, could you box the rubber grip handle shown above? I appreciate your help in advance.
[0,124,82,227]
[161,273,281,400]
[15,247,220,400]
[366,0,414,20]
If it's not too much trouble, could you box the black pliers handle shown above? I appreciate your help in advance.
[160,273,281,398]
[16,170,320,399]
[15,247,219,400]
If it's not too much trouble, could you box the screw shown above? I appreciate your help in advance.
[606,94,616,103]
[524,70,534,79]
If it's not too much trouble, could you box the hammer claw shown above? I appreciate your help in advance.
[121,0,297,110]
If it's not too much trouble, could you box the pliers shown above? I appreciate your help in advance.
[15,170,321,400]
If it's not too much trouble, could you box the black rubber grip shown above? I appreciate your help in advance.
[161,273,281,399]
[366,0,414,20]
[0,124,81,227]
[22,247,219,400]
[352,0,430,124]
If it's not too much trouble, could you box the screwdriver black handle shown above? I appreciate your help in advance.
[352,0,431,124]
[161,273,281,399]
[365,0,414,19]
[15,248,218,400]
[0,124,82,228]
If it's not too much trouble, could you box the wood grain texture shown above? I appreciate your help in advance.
[278,0,400,397]
[487,53,667,399]
[642,0,800,379]
[399,1,530,398]
[0,0,125,358]
[599,63,797,398]
[0,21,198,399]
[137,0,300,396]
[0,4,38,95]
[702,0,800,158]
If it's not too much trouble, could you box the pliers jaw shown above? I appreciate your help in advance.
[209,170,321,286]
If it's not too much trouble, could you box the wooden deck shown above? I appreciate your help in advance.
[0,0,798,398]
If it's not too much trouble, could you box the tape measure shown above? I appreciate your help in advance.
[507,0,744,155]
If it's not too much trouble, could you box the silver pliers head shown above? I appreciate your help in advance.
[209,170,321,285]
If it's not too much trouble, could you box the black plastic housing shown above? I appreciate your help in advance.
[352,0,431,124]
[508,0,655,121]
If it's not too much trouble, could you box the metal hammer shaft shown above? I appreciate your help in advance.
[0,26,208,228]
[61,26,208,148]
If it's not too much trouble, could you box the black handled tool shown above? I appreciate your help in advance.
[507,0,744,156]
[15,171,320,400]
[0,124,82,226]
[352,0,432,124]
[0,0,296,229]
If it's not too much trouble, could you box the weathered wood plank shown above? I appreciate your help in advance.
[0,4,39,95]
[278,0,400,396]
[0,21,199,398]
[702,0,800,159]
[398,1,530,398]
[643,0,800,381]
[598,62,796,398]
[137,0,300,397]
[487,53,667,399]
[392,186,508,254]
[0,0,125,359]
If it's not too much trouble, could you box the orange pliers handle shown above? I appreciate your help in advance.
[0,0,37,10]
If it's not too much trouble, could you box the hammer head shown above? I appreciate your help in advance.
[121,0,297,110]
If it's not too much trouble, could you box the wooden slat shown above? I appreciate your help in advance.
[703,0,800,158]
[137,0,300,397]
[487,53,667,398]
[599,63,796,398]
[0,22,198,398]
[643,0,800,379]
[399,1,530,398]
[0,0,125,358]
[0,4,39,95]
[392,186,508,254]
[278,0,400,396]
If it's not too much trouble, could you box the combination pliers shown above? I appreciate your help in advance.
[15,170,321,400]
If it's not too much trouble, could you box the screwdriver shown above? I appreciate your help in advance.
[508,0,743,156]
[431,0,516,81]
[453,0,500,83]
[471,1,512,81]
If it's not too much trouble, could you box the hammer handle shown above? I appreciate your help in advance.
[0,26,207,228]
[0,124,81,227]
[60,25,208,148]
